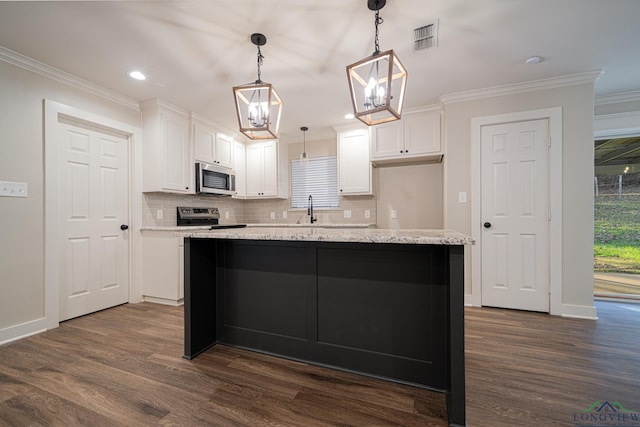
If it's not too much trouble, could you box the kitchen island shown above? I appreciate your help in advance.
[181,228,473,427]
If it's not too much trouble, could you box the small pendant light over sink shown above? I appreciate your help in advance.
[300,126,309,162]
[346,0,407,126]
[233,33,283,140]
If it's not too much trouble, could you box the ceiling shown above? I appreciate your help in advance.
[1,1,640,140]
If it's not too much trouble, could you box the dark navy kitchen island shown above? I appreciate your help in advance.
[181,228,472,427]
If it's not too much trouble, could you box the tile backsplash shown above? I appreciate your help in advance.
[142,193,244,227]
[142,193,376,227]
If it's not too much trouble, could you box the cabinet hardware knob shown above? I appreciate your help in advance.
[120,224,129,230]
[483,222,492,229]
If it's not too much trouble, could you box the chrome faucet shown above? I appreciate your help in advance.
[308,195,317,224]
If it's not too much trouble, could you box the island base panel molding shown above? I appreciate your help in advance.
[184,238,465,426]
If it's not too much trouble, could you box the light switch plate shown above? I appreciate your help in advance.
[391,210,397,219]
[0,181,28,198]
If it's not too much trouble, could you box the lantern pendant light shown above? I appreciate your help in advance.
[346,0,407,126]
[233,33,283,140]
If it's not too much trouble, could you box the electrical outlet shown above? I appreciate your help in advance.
[364,209,371,219]
[344,210,352,218]
[225,211,229,219]
[156,209,163,220]
[391,210,397,219]
[0,181,28,198]
[282,211,288,219]
[270,212,276,220]
[458,192,467,204]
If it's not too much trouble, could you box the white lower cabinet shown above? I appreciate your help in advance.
[141,231,184,306]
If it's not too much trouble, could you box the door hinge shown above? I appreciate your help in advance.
[548,137,551,148]
[548,210,551,221]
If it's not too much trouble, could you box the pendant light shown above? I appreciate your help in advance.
[300,126,309,162]
[233,33,283,140]
[346,0,407,126]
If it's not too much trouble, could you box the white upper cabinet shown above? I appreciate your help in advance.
[245,140,288,199]
[370,108,442,164]
[337,126,372,196]
[192,114,233,169]
[141,99,193,194]
[233,140,246,198]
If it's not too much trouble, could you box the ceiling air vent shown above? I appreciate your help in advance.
[412,21,438,51]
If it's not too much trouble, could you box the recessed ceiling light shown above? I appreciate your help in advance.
[344,113,355,119]
[525,55,543,65]
[128,70,146,81]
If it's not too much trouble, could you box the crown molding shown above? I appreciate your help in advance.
[0,45,139,111]
[595,90,640,106]
[439,71,602,104]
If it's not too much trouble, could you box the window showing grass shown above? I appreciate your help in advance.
[594,193,640,274]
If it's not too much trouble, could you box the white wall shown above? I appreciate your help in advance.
[0,58,140,338]
[443,82,597,316]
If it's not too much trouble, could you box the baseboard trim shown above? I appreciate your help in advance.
[559,304,598,320]
[0,318,48,345]
[142,296,184,307]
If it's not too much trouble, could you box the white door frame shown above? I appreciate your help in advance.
[44,100,143,329]
[470,107,563,314]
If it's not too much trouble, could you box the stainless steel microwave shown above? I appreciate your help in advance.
[195,162,236,196]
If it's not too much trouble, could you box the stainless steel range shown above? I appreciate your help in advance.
[176,207,246,229]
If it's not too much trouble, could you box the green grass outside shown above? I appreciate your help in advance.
[594,194,640,274]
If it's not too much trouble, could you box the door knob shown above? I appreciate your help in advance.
[120,224,129,230]
[483,222,491,229]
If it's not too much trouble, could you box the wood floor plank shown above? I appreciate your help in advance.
[1,301,639,426]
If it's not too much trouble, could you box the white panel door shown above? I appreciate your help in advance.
[58,121,129,321]
[481,119,549,312]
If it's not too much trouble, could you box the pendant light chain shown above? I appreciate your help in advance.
[374,9,383,54]
[256,45,264,83]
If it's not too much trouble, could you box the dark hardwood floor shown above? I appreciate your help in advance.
[1,301,638,426]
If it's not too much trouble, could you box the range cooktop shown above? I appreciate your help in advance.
[176,206,246,229]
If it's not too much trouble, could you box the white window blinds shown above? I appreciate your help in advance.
[290,156,339,209]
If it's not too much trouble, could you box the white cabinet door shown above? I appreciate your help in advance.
[261,141,278,196]
[193,116,234,168]
[338,128,372,195]
[161,110,191,192]
[370,121,403,160]
[193,118,216,164]
[141,99,192,194]
[245,143,264,197]
[404,110,441,156]
[244,140,283,198]
[141,231,183,306]
[233,141,246,198]
[215,133,233,169]
[369,109,442,164]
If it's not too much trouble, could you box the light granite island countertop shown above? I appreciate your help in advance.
[178,227,474,245]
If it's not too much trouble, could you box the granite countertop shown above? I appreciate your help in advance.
[140,223,375,232]
[178,227,474,246]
